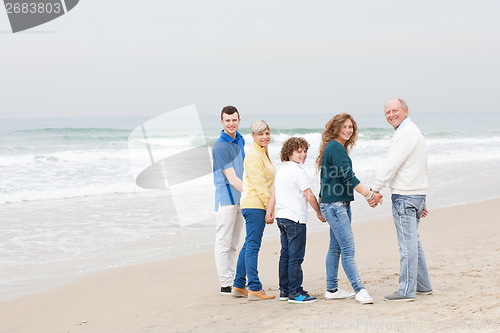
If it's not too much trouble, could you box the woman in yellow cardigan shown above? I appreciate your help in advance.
[232,120,276,300]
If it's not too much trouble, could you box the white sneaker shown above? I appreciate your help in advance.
[355,289,373,304]
[325,289,355,300]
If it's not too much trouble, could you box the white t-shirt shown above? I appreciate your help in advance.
[275,161,310,223]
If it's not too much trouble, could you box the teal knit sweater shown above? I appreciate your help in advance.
[319,140,361,202]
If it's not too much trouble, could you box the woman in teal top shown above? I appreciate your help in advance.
[316,113,382,304]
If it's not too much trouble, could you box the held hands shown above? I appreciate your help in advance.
[367,192,383,208]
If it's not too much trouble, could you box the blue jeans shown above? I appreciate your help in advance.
[233,209,266,291]
[321,201,364,293]
[277,218,307,295]
[392,194,432,297]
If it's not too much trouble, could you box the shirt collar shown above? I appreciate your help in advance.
[220,130,242,143]
[252,141,266,151]
[395,117,411,134]
[284,160,303,168]
[252,142,270,158]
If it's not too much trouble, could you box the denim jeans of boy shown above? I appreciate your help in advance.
[233,208,266,291]
[320,201,364,293]
[391,194,432,297]
[277,218,307,295]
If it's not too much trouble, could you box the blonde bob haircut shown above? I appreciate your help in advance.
[250,120,271,135]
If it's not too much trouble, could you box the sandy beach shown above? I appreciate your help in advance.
[1,199,499,333]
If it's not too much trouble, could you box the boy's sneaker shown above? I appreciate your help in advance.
[288,292,317,304]
[279,290,289,301]
[231,286,248,298]
[325,288,355,300]
[248,289,275,301]
[416,290,433,295]
[355,289,373,304]
[220,286,232,295]
[384,292,415,302]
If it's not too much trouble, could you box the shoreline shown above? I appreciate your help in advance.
[1,198,499,332]
[0,192,491,304]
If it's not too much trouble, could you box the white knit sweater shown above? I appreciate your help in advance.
[372,118,428,195]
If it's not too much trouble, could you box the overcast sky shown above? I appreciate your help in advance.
[1,0,499,119]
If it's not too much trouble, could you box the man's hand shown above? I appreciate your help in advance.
[421,205,428,218]
[368,192,383,208]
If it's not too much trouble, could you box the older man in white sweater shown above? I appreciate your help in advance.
[372,98,432,302]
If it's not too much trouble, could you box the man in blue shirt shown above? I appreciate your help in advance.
[212,106,245,295]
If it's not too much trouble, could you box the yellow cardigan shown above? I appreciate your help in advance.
[240,142,275,210]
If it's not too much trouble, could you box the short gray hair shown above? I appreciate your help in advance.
[384,97,408,111]
[250,120,271,135]
[398,98,408,110]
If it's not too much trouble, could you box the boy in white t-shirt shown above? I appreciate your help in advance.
[266,137,325,304]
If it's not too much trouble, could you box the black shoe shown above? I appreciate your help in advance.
[279,290,289,301]
[288,292,317,304]
[220,286,232,295]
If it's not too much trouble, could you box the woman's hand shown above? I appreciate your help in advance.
[317,212,326,223]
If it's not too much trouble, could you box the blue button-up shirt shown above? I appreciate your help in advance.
[212,130,245,211]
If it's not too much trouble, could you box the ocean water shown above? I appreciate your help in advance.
[1,112,499,301]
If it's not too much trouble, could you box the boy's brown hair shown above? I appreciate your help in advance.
[280,137,309,162]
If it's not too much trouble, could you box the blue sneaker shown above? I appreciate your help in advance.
[288,292,317,304]
[280,290,289,301]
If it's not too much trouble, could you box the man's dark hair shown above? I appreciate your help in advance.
[221,105,240,120]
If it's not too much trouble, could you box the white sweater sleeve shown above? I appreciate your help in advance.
[372,127,417,192]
